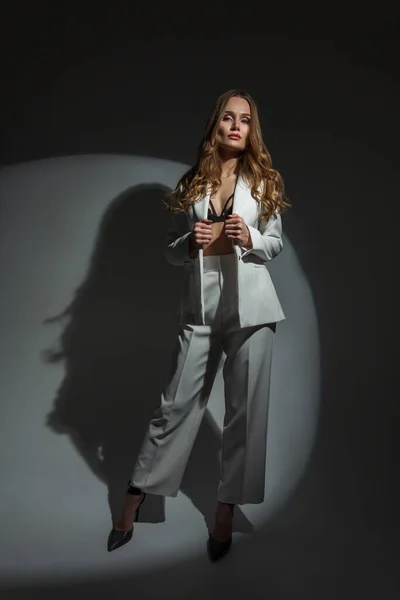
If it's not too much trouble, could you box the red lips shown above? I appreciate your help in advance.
[228,135,241,140]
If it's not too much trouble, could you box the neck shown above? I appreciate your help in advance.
[218,149,240,179]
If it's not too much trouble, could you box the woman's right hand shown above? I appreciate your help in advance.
[190,219,213,251]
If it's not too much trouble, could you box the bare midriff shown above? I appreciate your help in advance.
[203,223,234,256]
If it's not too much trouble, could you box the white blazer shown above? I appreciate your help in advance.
[165,175,285,327]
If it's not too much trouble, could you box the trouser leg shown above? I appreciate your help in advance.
[217,323,276,505]
[130,324,223,497]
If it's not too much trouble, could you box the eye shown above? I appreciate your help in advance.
[242,118,250,124]
[222,115,233,121]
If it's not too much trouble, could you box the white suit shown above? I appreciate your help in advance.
[130,176,285,505]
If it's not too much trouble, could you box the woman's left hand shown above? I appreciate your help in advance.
[224,214,253,248]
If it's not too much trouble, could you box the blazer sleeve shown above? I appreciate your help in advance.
[164,186,194,266]
[240,211,283,262]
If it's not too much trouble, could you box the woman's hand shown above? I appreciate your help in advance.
[224,214,253,248]
[190,219,213,252]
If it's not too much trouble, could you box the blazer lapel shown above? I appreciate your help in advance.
[232,175,248,216]
[193,188,210,221]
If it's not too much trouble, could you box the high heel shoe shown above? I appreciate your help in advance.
[107,484,147,552]
[207,503,235,562]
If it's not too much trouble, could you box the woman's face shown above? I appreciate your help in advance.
[215,96,251,154]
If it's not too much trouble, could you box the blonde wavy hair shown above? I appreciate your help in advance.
[164,89,290,221]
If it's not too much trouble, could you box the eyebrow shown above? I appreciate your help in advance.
[224,110,251,118]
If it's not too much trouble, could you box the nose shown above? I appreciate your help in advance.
[231,120,240,131]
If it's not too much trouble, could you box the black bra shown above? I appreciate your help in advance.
[207,193,234,223]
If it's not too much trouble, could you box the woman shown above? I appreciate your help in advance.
[107,89,290,561]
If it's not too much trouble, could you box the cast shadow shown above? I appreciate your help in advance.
[43,182,253,534]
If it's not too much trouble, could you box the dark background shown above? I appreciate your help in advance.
[0,2,398,598]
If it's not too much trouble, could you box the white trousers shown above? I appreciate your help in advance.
[130,253,276,504]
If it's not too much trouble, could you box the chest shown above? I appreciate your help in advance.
[187,178,261,227]
[209,178,237,215]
